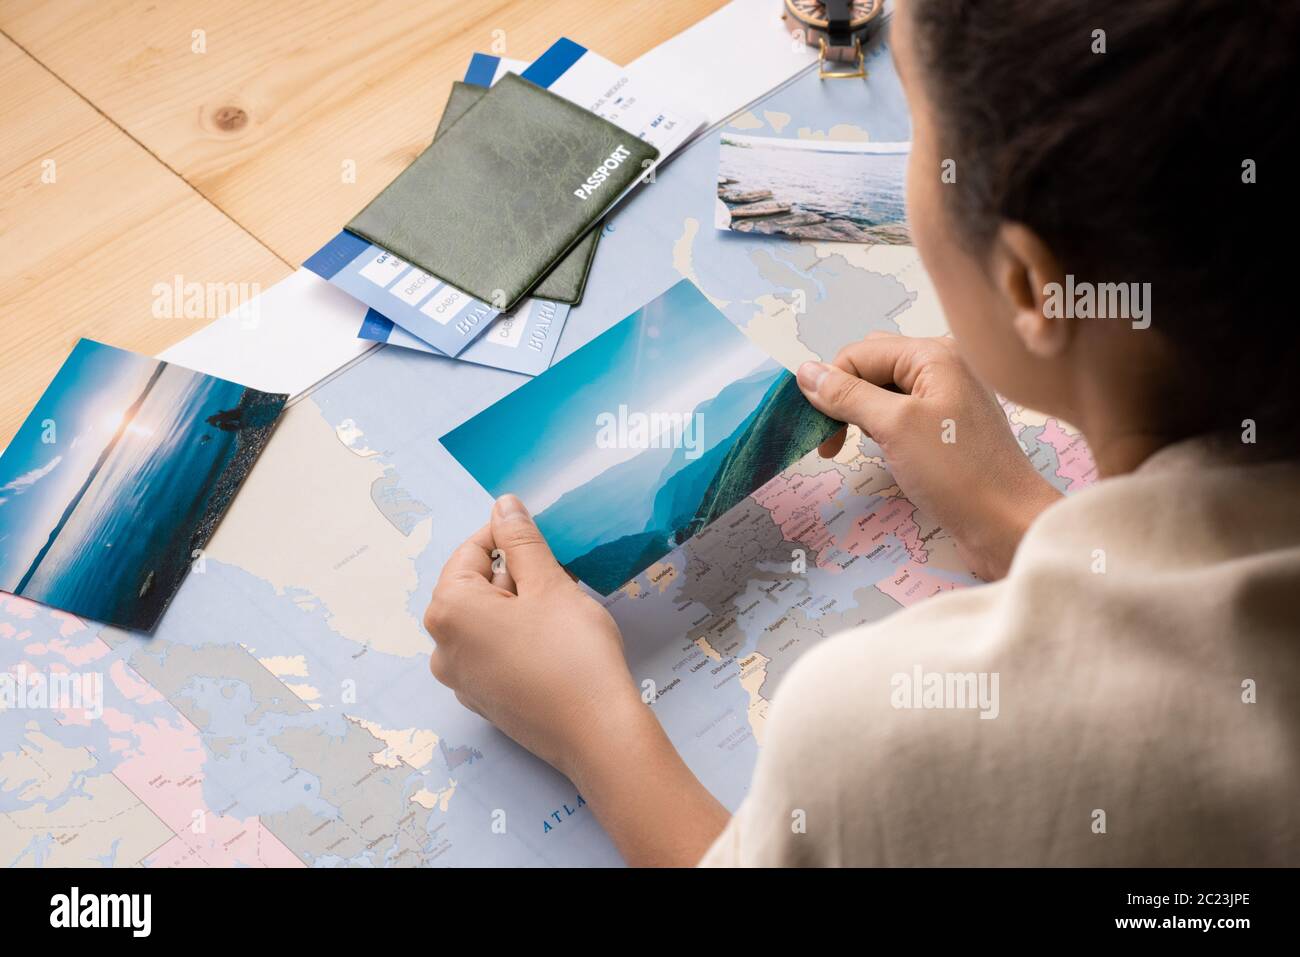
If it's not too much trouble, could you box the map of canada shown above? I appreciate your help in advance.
[0,50,1095,866]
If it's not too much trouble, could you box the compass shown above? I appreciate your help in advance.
[783,0,884,79]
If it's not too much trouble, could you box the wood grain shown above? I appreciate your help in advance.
[0,0,728,447]
[1,0,730,265]
[0,33,289,446]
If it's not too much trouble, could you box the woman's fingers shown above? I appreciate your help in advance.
[489,494,566,595]
[832,333,948,395]
[490,548,516,594]
[818,425,849,458]
[442,523,495,583]
[797,360,908,442]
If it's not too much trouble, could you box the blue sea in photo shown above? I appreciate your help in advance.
[0,340,285,631]
[718,137,909,229]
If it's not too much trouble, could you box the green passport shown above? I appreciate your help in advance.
[347,73,656,312]
[433,81,601,306]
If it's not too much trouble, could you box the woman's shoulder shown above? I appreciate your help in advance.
[777,436,1300,716]
[1023,436,1300,566]
[744,441,1300,863]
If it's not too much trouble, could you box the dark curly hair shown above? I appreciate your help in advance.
[909,0,1297,454]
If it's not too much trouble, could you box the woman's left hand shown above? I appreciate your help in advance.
[426,494,732,865]
[423,494,645,782]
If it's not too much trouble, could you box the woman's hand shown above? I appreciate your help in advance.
[424,495,731,865]
[424,495,643,782]
[797,333,1061,580]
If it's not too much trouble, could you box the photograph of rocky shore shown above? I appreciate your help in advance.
[715,132,911,244]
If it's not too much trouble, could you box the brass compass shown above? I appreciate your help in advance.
[783,0,884,79]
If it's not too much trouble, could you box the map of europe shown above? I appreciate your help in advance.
[0,48,1095,866]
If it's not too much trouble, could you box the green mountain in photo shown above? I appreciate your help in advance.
[681,371,841,540]
[560,369,840,594]
[537,364,781,564]
[565,530,672,596]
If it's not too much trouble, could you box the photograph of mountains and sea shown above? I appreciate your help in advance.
[0,339,286,631]
[441,280,839,595]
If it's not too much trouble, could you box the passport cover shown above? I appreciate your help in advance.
[435,81,600,307]
[347,73,655,312]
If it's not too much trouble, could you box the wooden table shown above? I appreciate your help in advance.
[0,0,729,444]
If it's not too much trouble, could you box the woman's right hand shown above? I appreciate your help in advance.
[796,333,1062,581]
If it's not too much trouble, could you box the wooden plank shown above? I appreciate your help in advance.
[0,33,290,446]
[1,0,729,266]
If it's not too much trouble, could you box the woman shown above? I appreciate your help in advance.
[422,0,1299,865]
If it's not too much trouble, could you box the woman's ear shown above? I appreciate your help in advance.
[995,222,1072,359]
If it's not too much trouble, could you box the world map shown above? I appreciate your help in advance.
[0,48,1095,866]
